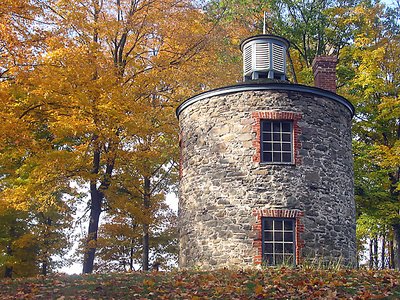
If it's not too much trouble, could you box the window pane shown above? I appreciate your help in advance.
[264,142,272,151]
[282,143,291,151]
[283,255,294,264]
[284,220,293,230]
[284,232,293,242]
[282,153,292,162]
[282,134,291,142]
[275,243,283,253]
[284,243,293,253]
[273,133,280,141]
[263,152,272,162]
[273,143,281,151]
[275,231,283,241]
[265,243,273,253]
[265,232,273,241]
[262,121,271,131]
[273,122,280,131]
[263,133,272,141]
[275,254,283,265]
[265,219,273,229]
[274,220,283,230]
[265,254,273,265]
[282,122,291,132]
[273,152,281,162]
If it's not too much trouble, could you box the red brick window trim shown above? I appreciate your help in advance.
[252,208,305,265]
[251,111,302,165]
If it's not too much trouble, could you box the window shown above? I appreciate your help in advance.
[262,218,295,265]
[261,120,293,163]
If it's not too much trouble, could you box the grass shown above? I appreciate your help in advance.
[1,268,400,299]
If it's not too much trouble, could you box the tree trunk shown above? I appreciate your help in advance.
[82,186,102,274]
[82,138,114,274]
[374,238,378,269]
[4,245,12,278]
[393,224,400,270]
[369,239,373,269]
[390,239,395,269]
[142,176,151,271]
[129,238,135,272]
[143,223,149,271]
[356,246,359,269]
[5,232,13,278]
[41,262,48,276]
[287,52,298,84]
[381,233,386,269]
[390,124,400,269]
[41,217,52,276]
[4,266,12,278]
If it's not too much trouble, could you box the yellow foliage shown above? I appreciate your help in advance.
[2,0,243,273]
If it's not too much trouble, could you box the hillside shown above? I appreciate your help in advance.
[1,268,400,299]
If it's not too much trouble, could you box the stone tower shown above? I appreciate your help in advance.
[176,34,356,269]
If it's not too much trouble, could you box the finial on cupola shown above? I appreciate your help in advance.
[240,13,290,82]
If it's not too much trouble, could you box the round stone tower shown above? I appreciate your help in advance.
[177,34,356,269]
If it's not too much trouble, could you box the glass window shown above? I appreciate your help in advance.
[262,217,296,265]
[261,120,293,163]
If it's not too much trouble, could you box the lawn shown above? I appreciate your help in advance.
[1,268,400,299]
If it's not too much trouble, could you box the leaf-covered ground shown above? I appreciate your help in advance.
[1,268,400,299]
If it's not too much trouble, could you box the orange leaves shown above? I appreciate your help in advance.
[143,278,155,287]
[254,283,264,295]
[1,268,400,299]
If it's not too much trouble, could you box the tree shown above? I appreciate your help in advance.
[96,206,177,272]
[1,0,240,274]
[205,0,363,84]
[340,1,400,268]
[0,194,72,277]
[0,207,35,278]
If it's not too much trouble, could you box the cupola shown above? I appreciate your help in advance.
[240,35,290,81]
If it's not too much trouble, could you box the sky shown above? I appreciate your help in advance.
[381,0,398,7]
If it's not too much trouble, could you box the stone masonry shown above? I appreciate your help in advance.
[177,84,356,269]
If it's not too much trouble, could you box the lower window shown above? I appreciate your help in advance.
[262,217,296,265]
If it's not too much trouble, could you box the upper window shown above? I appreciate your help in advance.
[261,120,293,163]
[262,217,295,265]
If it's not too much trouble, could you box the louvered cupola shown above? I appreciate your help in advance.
[240,35,289,81]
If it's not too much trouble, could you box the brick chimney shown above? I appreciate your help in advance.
[312,56,337,93]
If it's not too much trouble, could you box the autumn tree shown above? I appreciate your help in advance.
[0,188,73,277]
[0,0,76,277]
[96,206,177,272]
[354,140,396,268]
[0,208,35,278]
[1,0,242,275]
[337,1,400,268]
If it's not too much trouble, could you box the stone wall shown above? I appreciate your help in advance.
[178,87,356,269]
